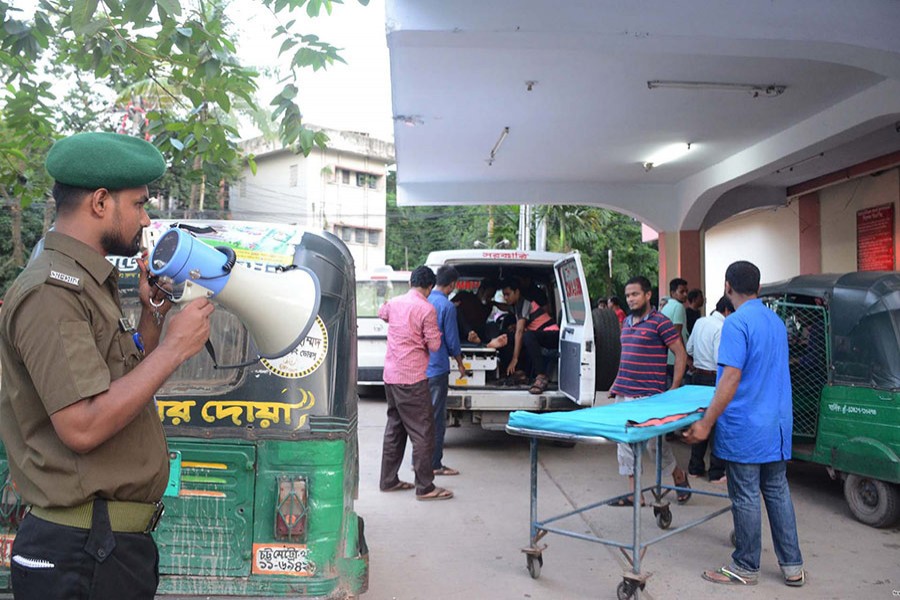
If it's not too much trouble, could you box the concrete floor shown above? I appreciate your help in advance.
[355,392,900,600]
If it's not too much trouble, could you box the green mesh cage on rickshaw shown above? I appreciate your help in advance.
[766,300,831,443]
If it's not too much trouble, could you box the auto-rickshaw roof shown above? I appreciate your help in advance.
[761,271,900,334]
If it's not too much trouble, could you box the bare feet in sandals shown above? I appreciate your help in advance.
[416,486,454,501]
[529,374,549,394]
[381,481,414,492]
[433,466,460,476]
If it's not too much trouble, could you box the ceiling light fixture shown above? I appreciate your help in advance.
[774,152,825,175]
[486,126,510,166]
[647,80,786,98]
[642,142,692,172]
[393,114,424,127]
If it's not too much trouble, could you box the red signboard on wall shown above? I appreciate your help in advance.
[856,203,895,271]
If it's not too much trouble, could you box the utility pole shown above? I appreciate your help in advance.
[518,204,532,250]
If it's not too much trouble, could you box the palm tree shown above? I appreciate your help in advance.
[534,204,604,252]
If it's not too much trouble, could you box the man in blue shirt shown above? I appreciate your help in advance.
[684,261,804,587]
[427,266,467,476]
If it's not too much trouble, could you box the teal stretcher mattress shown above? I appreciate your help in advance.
[507,385,715,443]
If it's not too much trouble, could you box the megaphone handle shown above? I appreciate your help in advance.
[204,339,219,367]
[173,281,214,304]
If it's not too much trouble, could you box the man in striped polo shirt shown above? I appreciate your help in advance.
[609,276,691,506]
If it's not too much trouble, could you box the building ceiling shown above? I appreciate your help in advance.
[385,0,900,232]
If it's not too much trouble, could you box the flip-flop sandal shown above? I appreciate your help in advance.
[611,496,645,507]
[675,475,692,504]
[784,570,806,587]
[416,486,454,501]
[433,466,460,476]
[701,566,758,586]
[529,375,549,395]
[381,481,414,492]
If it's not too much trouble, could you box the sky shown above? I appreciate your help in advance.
[228,0,394,142]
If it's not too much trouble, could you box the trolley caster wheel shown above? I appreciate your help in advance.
[616,579,641,600]
[655,506,672,529]
[526,554,543,579]
[730,529,737,547]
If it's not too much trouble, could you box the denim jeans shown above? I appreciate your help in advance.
[428,373,450,470]
[726,460,803,577]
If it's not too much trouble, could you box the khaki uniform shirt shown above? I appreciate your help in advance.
[0,232,168,508]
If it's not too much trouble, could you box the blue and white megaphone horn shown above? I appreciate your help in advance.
[149,227,321,360]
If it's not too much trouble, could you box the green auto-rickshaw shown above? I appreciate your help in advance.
[0,221,368,597]
[761,271,900,528]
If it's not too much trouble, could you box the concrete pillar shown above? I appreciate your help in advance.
[658,229,703,297]
[798,192,822,275]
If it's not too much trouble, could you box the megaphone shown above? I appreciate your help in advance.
[149,227,321,360]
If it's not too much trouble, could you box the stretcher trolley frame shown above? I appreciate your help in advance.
[506,395,732,600]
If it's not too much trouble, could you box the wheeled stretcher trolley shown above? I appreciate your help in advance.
[506,386,731,599]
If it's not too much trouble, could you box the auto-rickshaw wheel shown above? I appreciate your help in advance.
[843,474,900,528]
[526,553,543,579]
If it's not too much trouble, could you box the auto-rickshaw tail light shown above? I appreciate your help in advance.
[275,476,308,541]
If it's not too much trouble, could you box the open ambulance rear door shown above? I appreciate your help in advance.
[554,252,595,406]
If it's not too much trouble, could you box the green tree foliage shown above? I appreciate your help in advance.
[0,203,46,296]
[383,174,658,297]
[384,171,518,269]
[0,0,367,210]
[0,0,367,291]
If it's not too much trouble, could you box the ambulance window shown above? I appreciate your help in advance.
[558,259,586,325]
[356,279,410,317]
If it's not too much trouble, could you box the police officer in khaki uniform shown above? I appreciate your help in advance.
[0,132,214,600]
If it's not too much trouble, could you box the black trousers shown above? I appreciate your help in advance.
[688,371,726,480]
[11,513,159,600]
[521,329,559,377]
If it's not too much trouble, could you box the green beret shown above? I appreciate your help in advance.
[45,132,166,190]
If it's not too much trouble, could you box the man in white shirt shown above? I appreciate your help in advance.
[686,295,734,482]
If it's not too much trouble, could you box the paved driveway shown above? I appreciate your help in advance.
[356,394,899,600]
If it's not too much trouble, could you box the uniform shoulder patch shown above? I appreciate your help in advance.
[46,269,84,291]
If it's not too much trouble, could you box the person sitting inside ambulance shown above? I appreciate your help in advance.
[453,278,499,345]
[501,278,560,394]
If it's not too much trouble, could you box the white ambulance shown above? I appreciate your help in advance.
[355,267,411,389]
[426,249,621,429]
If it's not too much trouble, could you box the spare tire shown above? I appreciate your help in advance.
[592,307,621,391]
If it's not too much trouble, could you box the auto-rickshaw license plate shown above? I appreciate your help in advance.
[252,543,316,576]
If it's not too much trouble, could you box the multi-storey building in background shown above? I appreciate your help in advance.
[234,127,395,270]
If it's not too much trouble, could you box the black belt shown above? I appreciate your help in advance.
[693,368,717,376]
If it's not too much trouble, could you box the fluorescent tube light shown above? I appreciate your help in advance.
[486,127,510,166]
[647,80,786,98]
[642,142,692,171]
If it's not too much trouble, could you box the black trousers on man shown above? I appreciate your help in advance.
[521,329,560,377]
[11,513,159,600]
[688,370,726,481]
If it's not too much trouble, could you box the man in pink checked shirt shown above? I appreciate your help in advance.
[378,266,454,501]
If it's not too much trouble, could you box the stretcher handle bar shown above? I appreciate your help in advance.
[505,426,614,445]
